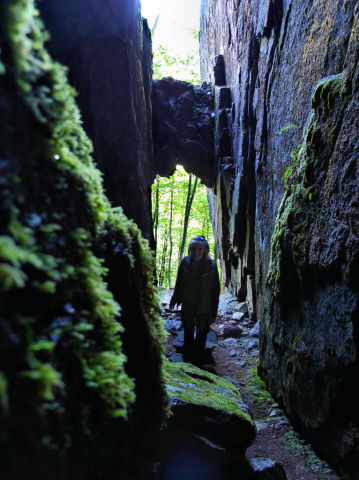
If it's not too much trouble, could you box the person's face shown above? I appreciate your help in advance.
[193,245,205,261]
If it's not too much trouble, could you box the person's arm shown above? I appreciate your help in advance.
[170,258,185,309]
[211,262,220,318]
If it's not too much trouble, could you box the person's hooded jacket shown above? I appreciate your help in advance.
[171,236,220,318]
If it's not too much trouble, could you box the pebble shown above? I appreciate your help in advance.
[223,325,243,339]
[275,420,289,429]
[255,420,270,432]
[269,409,283,417]
[233,301,247,313]
[229,349,237,357]
[232,311,246,321]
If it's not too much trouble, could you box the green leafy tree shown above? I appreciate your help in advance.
[152,167,217,288]
[152,28,200,84]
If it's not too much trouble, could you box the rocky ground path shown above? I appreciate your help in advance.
[161,291,341,480]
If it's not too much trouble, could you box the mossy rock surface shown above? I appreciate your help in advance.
[0,1,166,478]
[164,361,256,451]
[261,48,359,474]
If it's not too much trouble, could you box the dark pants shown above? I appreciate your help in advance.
[181,303,210,364]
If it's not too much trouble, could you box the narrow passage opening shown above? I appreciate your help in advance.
[152,165,218,288]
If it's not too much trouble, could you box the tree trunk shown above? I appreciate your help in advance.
[159,227,168,287]
[167,188,173,288]
[153,175,160,248]
[178,174,198,263]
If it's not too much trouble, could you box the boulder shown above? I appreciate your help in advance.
[170,353,184,363]
[163,361,255,452]
[245,338,259,350]
[217,293,240,316]
[234,302,248,314]
[207,330,218,344]
[232,311,246,321]
[151,77,215,187]
[164,319,182,333]
[223,326,244,339]
[249,322,260,338]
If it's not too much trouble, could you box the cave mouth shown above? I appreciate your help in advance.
[152,165,218,288]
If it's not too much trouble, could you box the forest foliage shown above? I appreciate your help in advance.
[152,25,200,83]
[152,167,216,288]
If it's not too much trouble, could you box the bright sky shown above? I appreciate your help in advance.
[140,0,201,55]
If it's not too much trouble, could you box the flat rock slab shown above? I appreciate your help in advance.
[217,293,240,316]
[223,325,243,339]
[163,361,255,451]
[249,457,287,479]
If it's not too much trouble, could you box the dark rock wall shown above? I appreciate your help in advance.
[38,0,155,240]
[200,0,359,475]
[0,1,166,478]
[200,0,357,309]
[152,77,215,187]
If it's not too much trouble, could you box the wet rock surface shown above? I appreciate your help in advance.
[200,1,359,475]
[261,71,359,475]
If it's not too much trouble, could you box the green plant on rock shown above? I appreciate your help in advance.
[164,360,253,424]
[281,430,334,474]
[283,165,292,190]
[24,361,64,401]
[242,367,271,405]
[283,143,302,190]
[278,124,298,135]
[0,372,9,413]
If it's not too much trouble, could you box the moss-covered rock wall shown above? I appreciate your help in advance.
[0,1,166,478]
[200,0,359,476]
[37,0,155,241]
[261,64,359,476]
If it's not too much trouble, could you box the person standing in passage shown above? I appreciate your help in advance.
[170,236,220,366]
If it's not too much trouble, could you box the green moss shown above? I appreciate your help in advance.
[242,367,271,405]
[1,0,167,423]
[311,74,343,111]
[283,165,292,190]
[5,0,109,226]
[281,430,334,474]
[23,362,64,401]
[267,75,346,297]
[164,361,253,424]
[0,372,9,413]
[278,124,298,135]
